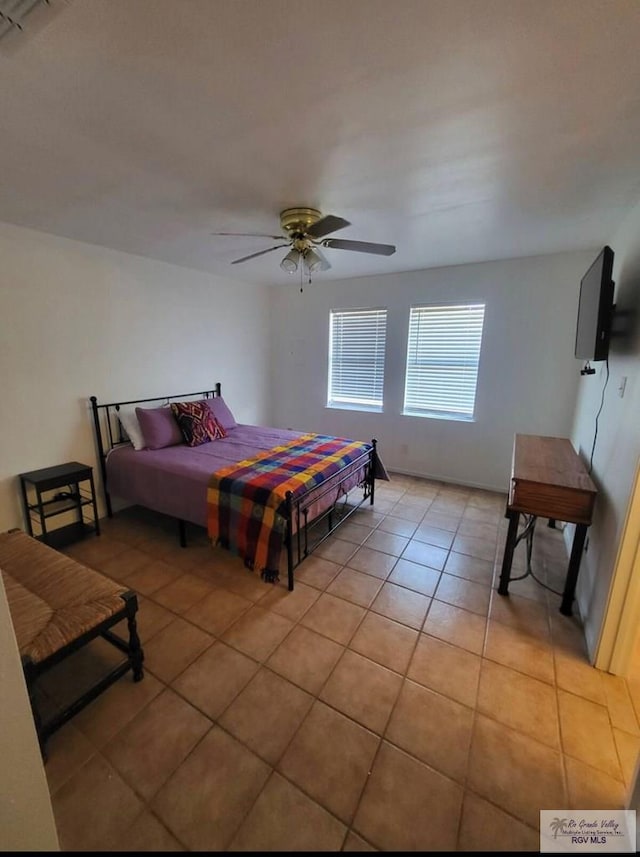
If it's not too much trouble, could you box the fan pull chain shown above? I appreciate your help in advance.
[300,266,312,293]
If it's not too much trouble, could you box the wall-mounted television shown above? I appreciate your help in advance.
[575,245,615,362]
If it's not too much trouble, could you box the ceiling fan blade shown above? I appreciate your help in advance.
[322,238,396,256]
[305,215,351,239]
[231,244,289,264]
[211,232,285,239]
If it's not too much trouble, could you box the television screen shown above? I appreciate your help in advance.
[575,246,614,361]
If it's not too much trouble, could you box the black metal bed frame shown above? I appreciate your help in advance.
[90,383,378,590]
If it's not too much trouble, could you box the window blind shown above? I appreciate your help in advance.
[403,303,485,420]
[328,308,387,411]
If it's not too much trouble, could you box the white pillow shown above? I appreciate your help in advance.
[117,408,146,451]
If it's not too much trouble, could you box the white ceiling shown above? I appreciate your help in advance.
[1,0,640,285]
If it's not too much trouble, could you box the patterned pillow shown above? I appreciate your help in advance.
[170,400,226,447]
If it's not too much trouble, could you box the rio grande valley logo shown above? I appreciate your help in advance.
[540,810,636,853]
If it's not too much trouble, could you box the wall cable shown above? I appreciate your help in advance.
[588,358,610,474]
[507,515,564,596]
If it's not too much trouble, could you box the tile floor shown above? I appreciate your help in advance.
[36,474,640,851]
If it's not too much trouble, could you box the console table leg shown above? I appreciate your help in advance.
[560,524,588,616]
[498,511,520,596]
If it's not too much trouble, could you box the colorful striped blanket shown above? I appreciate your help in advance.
[206,433,373,581]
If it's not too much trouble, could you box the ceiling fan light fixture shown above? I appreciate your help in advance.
[280,248,300,273]
[303,248,324,273]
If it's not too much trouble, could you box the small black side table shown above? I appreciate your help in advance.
[19,461,100,549]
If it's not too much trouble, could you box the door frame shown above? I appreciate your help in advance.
[594,459,640,674]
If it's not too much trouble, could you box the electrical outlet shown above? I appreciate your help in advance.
[400,443,409,455]
[618,376,628,398]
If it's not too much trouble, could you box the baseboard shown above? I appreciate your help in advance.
[386,466,505,495]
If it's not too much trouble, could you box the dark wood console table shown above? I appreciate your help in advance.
[497,434,597,616]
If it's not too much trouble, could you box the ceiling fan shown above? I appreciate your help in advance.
[211,207,396,274]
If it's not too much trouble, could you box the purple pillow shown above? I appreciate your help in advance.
[205,396,237,430]
[136,406,183,450]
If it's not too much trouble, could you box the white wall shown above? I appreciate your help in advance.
[0,221,270,530]
[571,200,640,662]
[0,574,59,851]
[269,251,595,491]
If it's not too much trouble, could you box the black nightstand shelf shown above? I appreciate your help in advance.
[19,462,100,548]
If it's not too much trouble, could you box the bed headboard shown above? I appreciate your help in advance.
[89,382,221,516]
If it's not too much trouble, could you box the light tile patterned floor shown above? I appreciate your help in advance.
[37,474,640,851]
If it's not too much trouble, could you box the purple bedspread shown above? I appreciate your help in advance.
[106,425,324,527]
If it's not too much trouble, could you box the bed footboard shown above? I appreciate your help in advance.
[280,439,377,591]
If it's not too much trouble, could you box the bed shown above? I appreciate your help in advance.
[90,384,386,590]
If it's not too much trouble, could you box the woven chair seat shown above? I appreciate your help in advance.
[0,528,144,759]
[0,529,127,665]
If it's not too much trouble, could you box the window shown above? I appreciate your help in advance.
[403,303,485,420]
[327,307,387,412]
